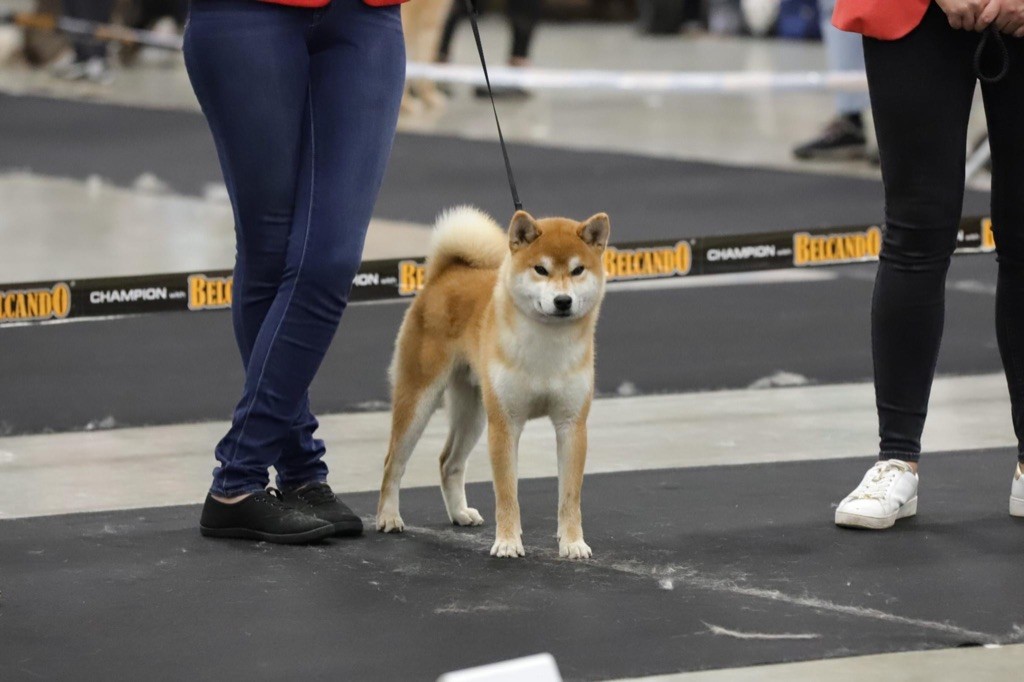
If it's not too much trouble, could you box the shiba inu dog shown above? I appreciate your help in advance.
[376,206,611,559]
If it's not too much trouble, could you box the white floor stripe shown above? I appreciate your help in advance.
[702,623,821,640]
[606,269,836,292]
[0,373,1015,520]
[396,521,1005,644]
[617,643,1024,682]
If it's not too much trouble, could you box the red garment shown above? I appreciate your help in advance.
[832,0,930,40]
[259,0,408,7]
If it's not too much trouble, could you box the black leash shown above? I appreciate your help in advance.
[461,0,523,212]
[975,27,1010,84]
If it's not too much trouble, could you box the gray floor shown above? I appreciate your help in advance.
[625,644,1024,681]
[0,171,431,282]
[2,374,1022,680]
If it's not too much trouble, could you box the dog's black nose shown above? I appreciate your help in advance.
[554,295,573,312]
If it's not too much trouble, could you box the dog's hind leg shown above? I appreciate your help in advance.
[439,369,486,527]
[376,365,448,533]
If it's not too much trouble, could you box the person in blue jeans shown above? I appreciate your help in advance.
[792,0,872,160]
[185,0,405,544]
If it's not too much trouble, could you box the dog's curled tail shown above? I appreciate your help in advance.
[424,205,507,283]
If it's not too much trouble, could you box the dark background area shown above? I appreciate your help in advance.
[0,93,990,240]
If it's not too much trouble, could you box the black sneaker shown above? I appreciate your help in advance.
[199,489,335,544]
[281,482,363,537]
[793,116,867,161]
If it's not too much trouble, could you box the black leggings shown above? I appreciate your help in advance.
[865,3,1024,463]
[438,0,541,61]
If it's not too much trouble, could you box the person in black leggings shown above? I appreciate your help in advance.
[438,0,540,97]
[835,1,1024,529]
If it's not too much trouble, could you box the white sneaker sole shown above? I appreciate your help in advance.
[835,496,917,530]
[1010,495,1024,518]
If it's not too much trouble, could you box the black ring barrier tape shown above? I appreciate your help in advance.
[0,216,995,327]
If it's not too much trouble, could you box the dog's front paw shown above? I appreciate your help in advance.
[450,507,485,527]
[559,539,592,560]
[376,511,405,533]
[490,535,525,558]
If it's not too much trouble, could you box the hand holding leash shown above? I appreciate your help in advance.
[991,0,1024,36]
[936,0,996,31]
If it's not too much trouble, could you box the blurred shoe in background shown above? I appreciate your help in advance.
[474,55,532,99]
[51,55,114,84]
[473,84,531,99]
[793,114,867,160]
[742,0,782,36]
[708,0,743,35]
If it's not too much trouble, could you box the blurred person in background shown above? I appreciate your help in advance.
[132,0,188,26]
[437,0,540,98]
[831,0,1024,529]
[52,0,116,83]
[792,0,870,160]
[119,0,189,68]
[401,0,454,113]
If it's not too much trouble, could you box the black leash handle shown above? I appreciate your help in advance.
[975,27,1010,84]
[462,0,524,212]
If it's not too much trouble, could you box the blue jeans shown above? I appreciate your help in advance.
[183,0,405,496]
[818,0,870,116]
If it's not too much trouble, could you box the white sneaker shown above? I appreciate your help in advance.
[835,459,918,530]
[52,57,114,85]
[81,57,115,85]
[1010,463,1024,517]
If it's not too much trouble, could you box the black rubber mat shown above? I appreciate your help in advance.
[0,93,990,240]
[2,449,1023,681]
[0,256,1002,435]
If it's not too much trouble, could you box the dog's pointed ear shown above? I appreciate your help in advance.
[578,213,610,251]
[509,210,540,252]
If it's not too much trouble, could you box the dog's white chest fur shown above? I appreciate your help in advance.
[487,317,593,421]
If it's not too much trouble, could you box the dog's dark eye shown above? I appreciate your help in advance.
[571,265,585,276]
[533,265,549,276]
